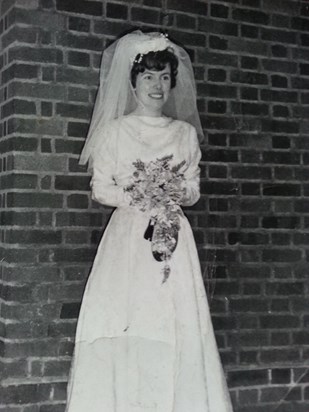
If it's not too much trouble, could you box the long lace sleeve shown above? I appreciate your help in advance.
[181,125,202,207]
[90,125,129,208]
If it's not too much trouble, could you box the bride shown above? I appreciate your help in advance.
[65,30,233,412]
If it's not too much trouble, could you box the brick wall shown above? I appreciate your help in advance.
[0,0,308,411]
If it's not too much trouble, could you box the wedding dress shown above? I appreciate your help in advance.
[65,115,233,412]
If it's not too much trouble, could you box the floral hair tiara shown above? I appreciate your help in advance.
[130,32,172,66]
[134,54,144,64]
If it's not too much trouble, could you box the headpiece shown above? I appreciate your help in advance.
[79,30,203,166]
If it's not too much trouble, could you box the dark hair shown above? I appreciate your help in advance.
[131,48,178,89]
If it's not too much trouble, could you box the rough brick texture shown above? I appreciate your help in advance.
[0,0,308,411]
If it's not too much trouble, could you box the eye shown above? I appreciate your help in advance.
[162,74,171,81]
[142,74,152,80]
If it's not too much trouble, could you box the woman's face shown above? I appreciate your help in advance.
[134,64,171,116]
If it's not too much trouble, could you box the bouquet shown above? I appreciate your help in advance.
[124,155,186,282]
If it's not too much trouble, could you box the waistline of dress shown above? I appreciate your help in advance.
[115,206,152,217]
[115,205,187,221]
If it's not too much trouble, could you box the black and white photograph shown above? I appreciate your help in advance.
[0,1,308,411]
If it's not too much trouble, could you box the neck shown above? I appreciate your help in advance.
[132,108,162,117]
[133,102,163,118]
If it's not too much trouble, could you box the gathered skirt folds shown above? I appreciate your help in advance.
[65,207,233,412]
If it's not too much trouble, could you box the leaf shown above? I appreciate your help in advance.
[132,159,146,171]
[171,160,186,173]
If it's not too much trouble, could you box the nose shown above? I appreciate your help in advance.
[154,78,163,90]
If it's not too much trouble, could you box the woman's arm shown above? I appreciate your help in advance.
[181,125,202,207]
[90,126,129,208]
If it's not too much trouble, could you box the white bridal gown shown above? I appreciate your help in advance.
[66,115,233,412]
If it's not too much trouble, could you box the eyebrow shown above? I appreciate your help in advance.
[142,70,171,76]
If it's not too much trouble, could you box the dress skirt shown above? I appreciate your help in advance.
[65,206,233,412]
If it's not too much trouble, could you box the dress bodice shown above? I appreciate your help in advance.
[90,115,202,208]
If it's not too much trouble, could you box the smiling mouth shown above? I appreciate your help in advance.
[149,93,163,99]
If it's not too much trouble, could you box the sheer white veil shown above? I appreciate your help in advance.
[79,30,203,166]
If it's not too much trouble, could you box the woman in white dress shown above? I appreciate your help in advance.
[65,30,233,412]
